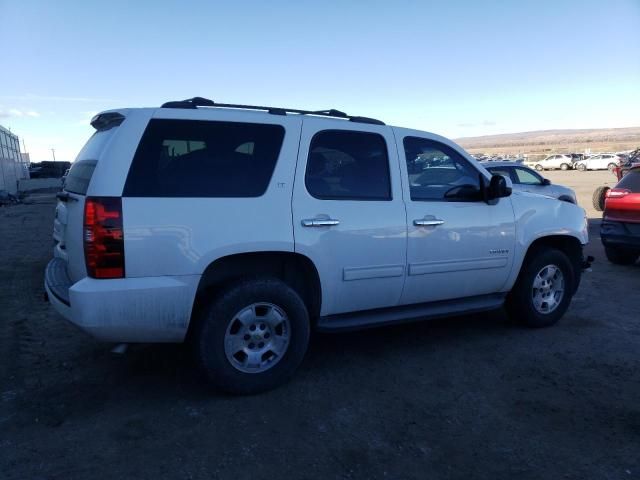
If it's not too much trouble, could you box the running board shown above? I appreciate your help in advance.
[317,293,507,332]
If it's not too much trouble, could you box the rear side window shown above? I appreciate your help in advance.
[617,170,640,192]
[64,160,97,195]
[124,120,285,197]
[305,130,391,200]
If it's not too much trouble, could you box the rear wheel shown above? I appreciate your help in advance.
[592,186,610,212]
[194,278,310,394]
[560,163,569,171]
[534,164,543,171]
[507,248,575,328]
[604,246,639,265]
[607,163,617,172]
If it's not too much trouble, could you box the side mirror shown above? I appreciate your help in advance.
[542,178,551,186]
[488,174,512,202]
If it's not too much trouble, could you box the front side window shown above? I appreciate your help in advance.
[305,130,391,201]
[124,120,285,197]
[403,137,481,201]
[514,167,542,185]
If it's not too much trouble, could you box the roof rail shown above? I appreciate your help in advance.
[160,97,385,125]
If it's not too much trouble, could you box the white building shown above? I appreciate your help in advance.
[0,124,29,194]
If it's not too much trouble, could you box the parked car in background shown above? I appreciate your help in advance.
[526,154,573,171]
[575,154,621,171]
[601,165,640,265]
[482,161,577,204]
[592,149,640,211]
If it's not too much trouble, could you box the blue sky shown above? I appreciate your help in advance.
[1,0,639,162]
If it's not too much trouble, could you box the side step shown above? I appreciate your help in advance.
[317,293,506,332]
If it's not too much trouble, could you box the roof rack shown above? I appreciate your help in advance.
[160,97,385,125]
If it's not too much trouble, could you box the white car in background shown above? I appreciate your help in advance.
[575,154,621,171]
[527,154,573,171]
[482,161,577,204]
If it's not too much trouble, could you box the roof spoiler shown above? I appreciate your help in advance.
[90,112,125,131]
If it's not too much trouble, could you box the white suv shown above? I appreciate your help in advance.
[575,154,621,171]
[45,97,590,394]
[528,154,574,171]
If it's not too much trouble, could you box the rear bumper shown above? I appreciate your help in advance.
[45,258,200,342]
[601,221,640,250]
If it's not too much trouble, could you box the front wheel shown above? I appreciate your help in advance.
[576,163,587,171]
[507,249,575,328]
[534,164,543,171]
[194,278,310,394]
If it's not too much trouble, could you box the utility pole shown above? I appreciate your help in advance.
[51,148,56,162]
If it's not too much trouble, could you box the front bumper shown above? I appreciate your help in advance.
[45,258,200,342]
[601,220,640,250]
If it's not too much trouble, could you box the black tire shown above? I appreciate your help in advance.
[577,163,587,171]
[534,164,543,171]
[560,163,569,171]
[592,186,609,212]
[194,278,310,394]
[604,246,639,265]
[506,248,575,328]
[607,163,617,172]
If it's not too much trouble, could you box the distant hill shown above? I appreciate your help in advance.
[455,127,640,158]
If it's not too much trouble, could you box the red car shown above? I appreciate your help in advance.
[601,166,640,265]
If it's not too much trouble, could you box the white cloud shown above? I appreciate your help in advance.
[0,94,118,103]
[0,108,41,118]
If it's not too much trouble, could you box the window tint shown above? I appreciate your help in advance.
[403,137,481,201]
[514,167,542,185]
[64,160,97,195]
[124,120,285,197]
[617,170,640,193]
[305,130,391,200]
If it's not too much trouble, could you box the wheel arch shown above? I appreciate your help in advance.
[519,235,584,294]
[187,251,322,339]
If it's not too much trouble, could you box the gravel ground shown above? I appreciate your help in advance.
[1,184,638,480]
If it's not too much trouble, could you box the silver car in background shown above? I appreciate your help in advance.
[481,161,578,204]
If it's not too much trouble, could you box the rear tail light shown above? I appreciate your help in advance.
[84,197,125,279]
[606,188,631,198]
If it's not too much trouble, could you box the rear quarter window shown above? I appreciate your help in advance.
[123,119,285,197]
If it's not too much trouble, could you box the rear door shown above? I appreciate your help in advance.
[292,118,407,316]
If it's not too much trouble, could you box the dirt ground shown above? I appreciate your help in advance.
[1,180,639,480]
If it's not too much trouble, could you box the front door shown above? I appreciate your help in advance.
[292,119,407,316]
[396,131,516,306]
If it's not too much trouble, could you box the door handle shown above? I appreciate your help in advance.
[302,218,340,227]
[413,218,444,227]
